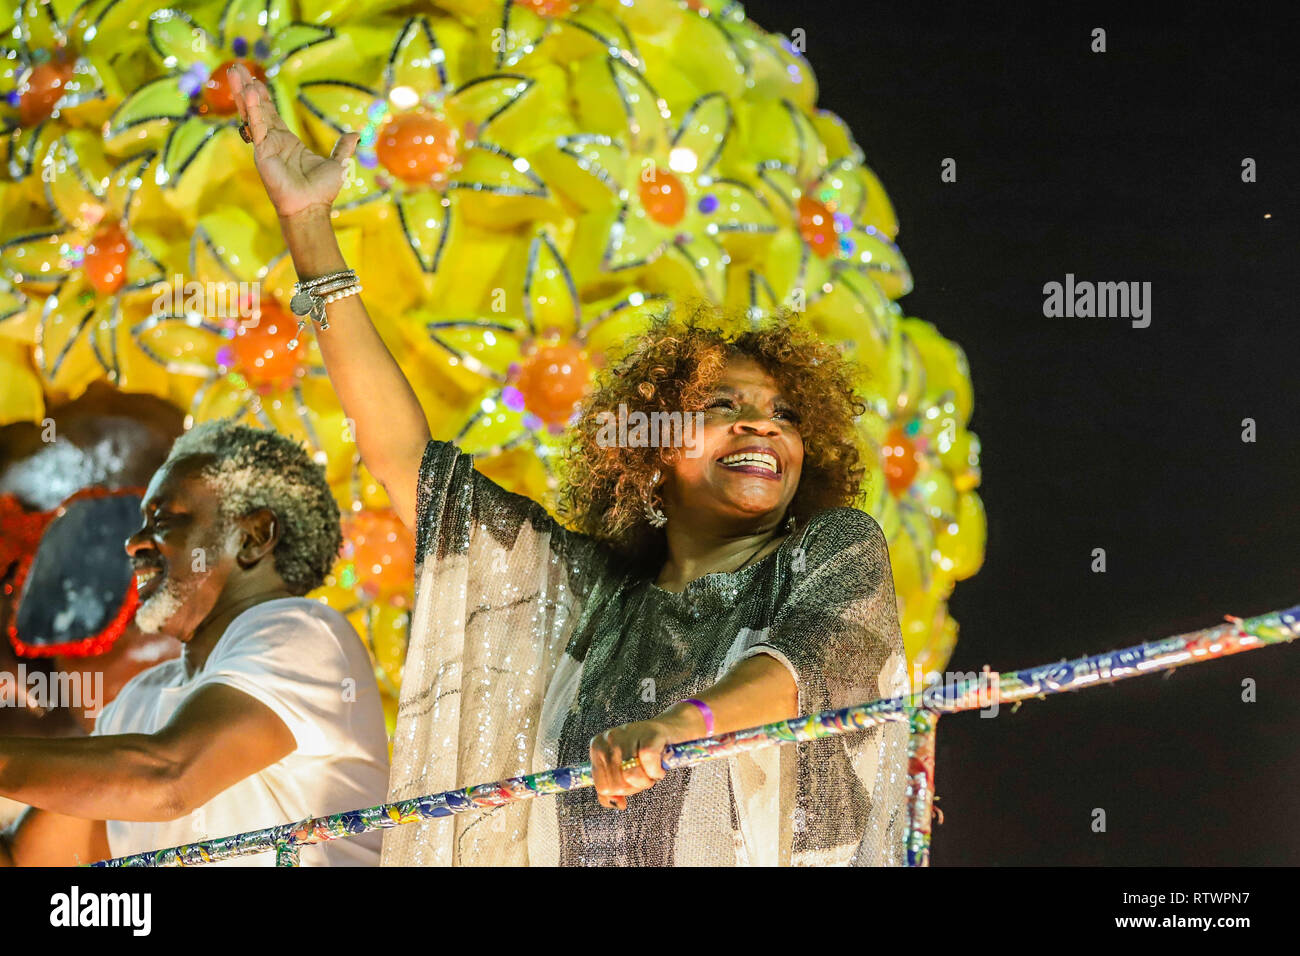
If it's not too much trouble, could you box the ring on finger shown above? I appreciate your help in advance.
[237,120,253,144]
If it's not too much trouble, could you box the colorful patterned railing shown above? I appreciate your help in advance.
[91,604,1299,867]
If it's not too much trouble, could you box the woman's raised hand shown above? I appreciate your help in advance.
[227,62,360,221]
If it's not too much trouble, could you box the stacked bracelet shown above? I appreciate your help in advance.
[288,268,361,333]
[298,269,356,290]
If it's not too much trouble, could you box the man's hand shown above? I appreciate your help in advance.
[1,808,110,867]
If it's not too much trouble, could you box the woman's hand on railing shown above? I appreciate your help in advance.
[589,720,674,811]
[227,62,359,222]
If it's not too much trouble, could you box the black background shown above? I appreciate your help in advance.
[739,0,1300,863]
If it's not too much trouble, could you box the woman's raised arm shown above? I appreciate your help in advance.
[228,63,431,531]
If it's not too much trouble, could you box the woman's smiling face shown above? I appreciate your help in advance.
[661,355,804,526]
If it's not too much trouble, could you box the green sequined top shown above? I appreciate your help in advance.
[381,440,909,866]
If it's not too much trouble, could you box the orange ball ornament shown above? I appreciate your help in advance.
[797,195,837,259]
[201,59,264,115]
[521,0,577,14]
[639,167,688,225]
[882,425,920,495]
[513,341,592,427]
[19,55,75,126]
[227,298,302,392]
[82,223,131,295]
[341,510,416,603]
[375,111,459,186]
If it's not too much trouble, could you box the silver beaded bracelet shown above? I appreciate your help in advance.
[299,269,356,291]
[289,269,361,330]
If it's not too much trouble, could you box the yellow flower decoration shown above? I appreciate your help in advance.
[859,317,984,672]
[474,0,637,71]
[0,271,42,422]
[751,108,912,301]
[103,0,341,198]
[0,131,167,398]
[1,0,127,191]
[730,107,910,373]
[127,206,349,462]
[296,15,549,272]
[422,228,668,495]
[543,55,776,302]
[606,0,815,109]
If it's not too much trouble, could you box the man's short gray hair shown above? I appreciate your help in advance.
[166,420,342,595]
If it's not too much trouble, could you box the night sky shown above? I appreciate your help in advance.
[738,0,1300,863]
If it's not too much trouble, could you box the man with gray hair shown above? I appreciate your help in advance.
[0,421,390,866]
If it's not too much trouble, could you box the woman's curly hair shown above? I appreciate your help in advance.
[558,299,869,564]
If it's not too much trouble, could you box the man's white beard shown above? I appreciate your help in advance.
[133,575,191,635]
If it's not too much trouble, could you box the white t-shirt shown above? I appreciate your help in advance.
[92,598,390,866]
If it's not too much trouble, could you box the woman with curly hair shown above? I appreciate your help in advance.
[231,64,908,866]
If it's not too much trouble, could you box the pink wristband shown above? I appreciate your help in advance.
[679,698,714,736]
